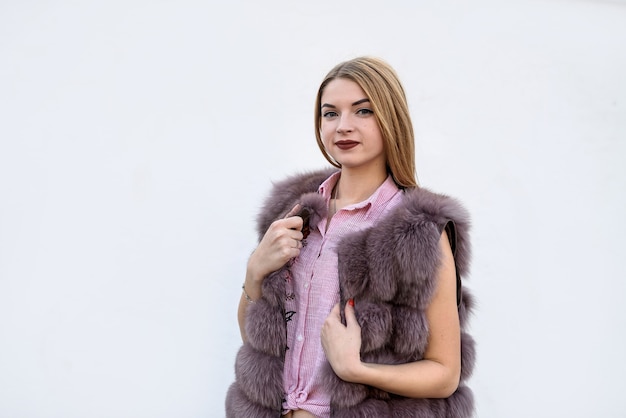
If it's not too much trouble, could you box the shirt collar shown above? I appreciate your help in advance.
[318,171,401,218]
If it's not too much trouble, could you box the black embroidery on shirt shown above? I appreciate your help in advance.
[286,292,295,301]
[285,311,296,322]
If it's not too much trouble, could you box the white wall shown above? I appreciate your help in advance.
[1,1,625,417]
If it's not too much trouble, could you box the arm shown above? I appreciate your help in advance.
[321,230,461,398]
[237,205,305,341]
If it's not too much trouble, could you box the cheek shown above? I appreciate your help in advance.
[368,125,384,148]
[320,123,334,145]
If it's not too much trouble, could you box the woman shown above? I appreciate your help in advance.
[226,57,475,417]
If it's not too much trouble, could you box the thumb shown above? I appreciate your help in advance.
[285,204,302,218]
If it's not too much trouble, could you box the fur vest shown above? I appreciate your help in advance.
[226,169,476,418]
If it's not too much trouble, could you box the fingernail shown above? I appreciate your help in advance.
[348,298,354,307]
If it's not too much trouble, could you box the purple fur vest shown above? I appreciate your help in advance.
[226,169,476,418]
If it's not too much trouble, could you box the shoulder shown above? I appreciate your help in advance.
[399,187,472,278]
[400,187,471,229]
[338,187,472,306]
[363,187,470,254]
[368,187,471,277]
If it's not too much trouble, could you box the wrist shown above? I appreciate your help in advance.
[347,360,367,384]
[246,253,268,285]
[245,265,265,287]
[241,283,257,303]
[243,266,264,303]
[334,358,366,384]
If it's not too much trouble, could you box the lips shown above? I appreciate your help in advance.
[335,140,359,150]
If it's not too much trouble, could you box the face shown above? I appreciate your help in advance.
[320,78,386,172]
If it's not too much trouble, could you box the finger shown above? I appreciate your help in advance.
[267,216,302,238]
[290,229,304,241]
[322,305,339,337]
[329,303,341,319]
[284,204,302,218]
[285,205,308,235]
[282,215,304,232]
[344,298,359,328]
[279,233,302,251]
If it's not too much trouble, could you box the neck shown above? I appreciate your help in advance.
[335,165,388,205]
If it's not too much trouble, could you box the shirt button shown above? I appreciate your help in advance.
[297,334,303,342]
[304,283,309,289]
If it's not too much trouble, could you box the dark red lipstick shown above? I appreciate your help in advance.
[335,140,358,150]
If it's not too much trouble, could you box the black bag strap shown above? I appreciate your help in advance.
[444,220,463,308]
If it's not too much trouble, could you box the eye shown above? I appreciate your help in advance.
[356,108,374,116]
[323,111,338,119]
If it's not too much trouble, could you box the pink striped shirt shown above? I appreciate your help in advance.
[282,172,404,417]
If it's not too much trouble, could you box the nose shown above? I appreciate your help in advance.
[336,114,353,134]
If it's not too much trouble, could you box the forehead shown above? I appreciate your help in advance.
[321,78,367,103]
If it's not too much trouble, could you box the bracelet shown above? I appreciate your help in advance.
[241,283,255,303]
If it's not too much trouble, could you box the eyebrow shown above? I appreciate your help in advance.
[321,98,370,108]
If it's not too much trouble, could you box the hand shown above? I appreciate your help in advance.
[247,205,305,283]
[321,299,363,382]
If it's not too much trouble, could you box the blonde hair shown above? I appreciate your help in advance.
[314,56,417,188]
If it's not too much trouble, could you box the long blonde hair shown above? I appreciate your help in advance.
[314,56,417,188]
